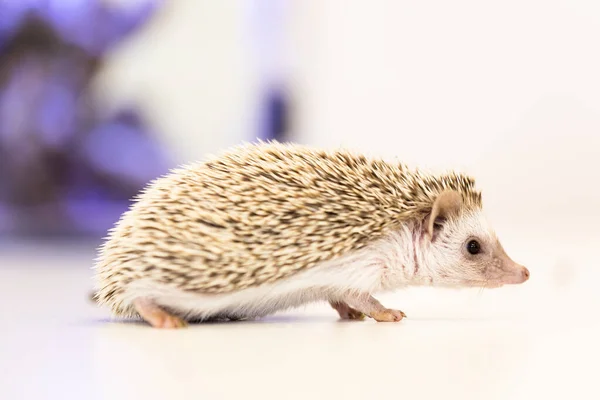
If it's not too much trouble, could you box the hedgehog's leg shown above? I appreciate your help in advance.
[329,301,366,320]
[133,298,188,329]
[343,294,406,322]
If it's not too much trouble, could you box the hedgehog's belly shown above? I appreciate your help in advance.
[159,282,331,321]
[123,253,383,321]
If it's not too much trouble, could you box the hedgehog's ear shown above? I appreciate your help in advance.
[426,190,463,238]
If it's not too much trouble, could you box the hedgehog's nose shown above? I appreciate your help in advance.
[521,267,530,282]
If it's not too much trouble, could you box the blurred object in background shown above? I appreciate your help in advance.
[0,0,172,238]
[247,0,292,142]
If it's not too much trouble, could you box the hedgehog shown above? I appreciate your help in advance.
[93,141,529,328]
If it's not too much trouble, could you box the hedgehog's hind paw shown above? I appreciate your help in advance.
[133,298,188,329]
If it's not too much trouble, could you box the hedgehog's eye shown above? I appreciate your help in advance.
[467,240,481,255]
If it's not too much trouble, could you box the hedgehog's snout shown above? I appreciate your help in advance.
[491,243,530,285]
[500,262,530,285]
[513,265,530,284]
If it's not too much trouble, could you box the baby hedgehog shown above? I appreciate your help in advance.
[94,141,529,328]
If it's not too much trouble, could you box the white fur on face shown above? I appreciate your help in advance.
[410,209,526,288]
[426,210,498,286]
[375,209,523,289]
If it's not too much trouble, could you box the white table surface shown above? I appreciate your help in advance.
[1,237,598,400]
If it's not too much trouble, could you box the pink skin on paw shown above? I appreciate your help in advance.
[133,298,188,329]
[158,314,187,329]
[370,309,406,322]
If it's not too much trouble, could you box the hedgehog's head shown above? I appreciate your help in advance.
[423,190,529,288]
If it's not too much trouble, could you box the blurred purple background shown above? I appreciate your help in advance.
[0,0,289,238]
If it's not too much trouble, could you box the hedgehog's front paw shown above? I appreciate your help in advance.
[370,309,406,322]
[330,301,366,321]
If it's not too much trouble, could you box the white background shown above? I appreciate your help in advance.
[99,0,600,238]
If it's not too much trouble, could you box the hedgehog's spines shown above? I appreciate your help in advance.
[93,142,482,315]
